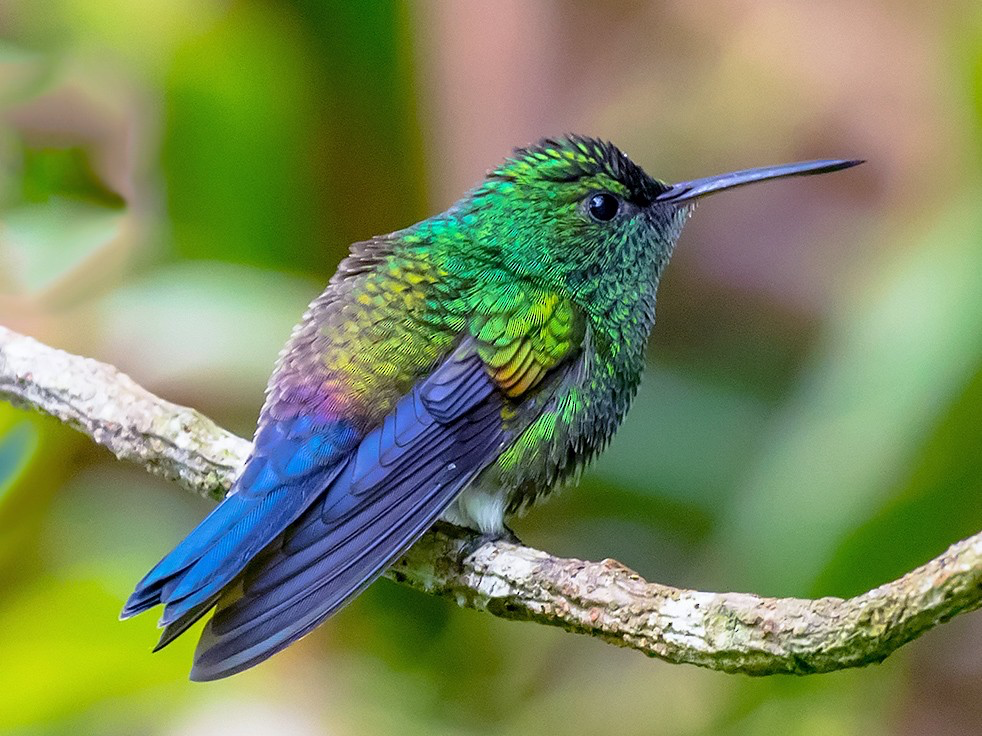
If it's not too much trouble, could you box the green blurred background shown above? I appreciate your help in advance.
[1,1,981,734]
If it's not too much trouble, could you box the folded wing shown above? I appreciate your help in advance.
[188,342,561,680]
[121,410,358,626]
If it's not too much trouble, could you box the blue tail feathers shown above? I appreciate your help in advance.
[122,344,547,680]
[121,414,356,630]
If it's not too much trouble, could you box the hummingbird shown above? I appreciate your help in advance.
[122,135,861,680]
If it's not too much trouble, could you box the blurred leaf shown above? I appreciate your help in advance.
[815,360,982,596]
[44,0,228,76]
[288,0,428,246]
[653,279,820,402]
[0,418,36,509]
[0,570,193,730]
[0,406,76,576]
[522,365,765,583]
[1,199,125,294]
[967,17,982,157]
[0,40,50,106]
[0,412,41,571]
[589,365,768,508]
[17,145,125,207]
[162,2,326,272]
[0,468,217,731]
[162,1,426,278]
[38,466,212,594]
[713,668,896,736]
[718,198,982,595]
[94,261,318,413]
[540,485,713,551]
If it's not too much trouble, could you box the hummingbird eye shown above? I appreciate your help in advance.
[586,192,620,222]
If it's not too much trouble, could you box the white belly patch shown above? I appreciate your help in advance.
[440,484,508,535]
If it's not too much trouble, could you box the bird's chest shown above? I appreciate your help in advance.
[445,330,645,534]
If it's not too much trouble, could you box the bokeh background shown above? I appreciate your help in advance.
[1,1,981,734]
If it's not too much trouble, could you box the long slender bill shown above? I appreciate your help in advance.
[655,159,864,203]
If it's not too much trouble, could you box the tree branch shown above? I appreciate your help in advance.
[1,325,979,675]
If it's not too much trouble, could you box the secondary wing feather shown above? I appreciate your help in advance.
[188,343,554,680]
[121,414,356,623]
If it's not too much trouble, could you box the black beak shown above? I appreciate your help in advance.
[655,159,864,204]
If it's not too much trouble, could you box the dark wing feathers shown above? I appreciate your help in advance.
[188,349,512,680]
[126,333,571,681]
[121,412,355,625]
[153,597,219,652]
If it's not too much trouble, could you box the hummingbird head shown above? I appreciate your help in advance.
[463,135,861,316]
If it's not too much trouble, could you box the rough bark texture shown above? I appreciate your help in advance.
[1,325,979,675]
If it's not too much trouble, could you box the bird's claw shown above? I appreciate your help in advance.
[457,524,523,565]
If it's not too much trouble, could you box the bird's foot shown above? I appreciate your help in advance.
[458,524,523,564]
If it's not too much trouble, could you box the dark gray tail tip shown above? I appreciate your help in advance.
[188,664,232,682]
